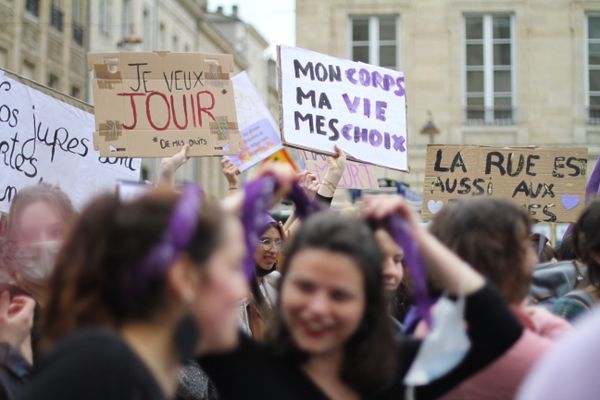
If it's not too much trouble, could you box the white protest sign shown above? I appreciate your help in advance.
[278,46,408,171]
[228,72,282,171]
[0,72,141,213]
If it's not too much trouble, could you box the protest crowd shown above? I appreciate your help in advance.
[1,44,600,400]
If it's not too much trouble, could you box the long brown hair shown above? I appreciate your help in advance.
[41,189,223,351]
[430,198,533,304]
[267,212,397,395]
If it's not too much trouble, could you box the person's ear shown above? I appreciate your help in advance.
[165,255,199,304]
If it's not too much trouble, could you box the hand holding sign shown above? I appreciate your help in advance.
[159,145,189,187]
[318,146,347,198]
[221,158,241,191]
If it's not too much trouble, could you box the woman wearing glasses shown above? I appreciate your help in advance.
[242,216,285,339]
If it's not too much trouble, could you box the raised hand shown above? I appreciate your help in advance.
[221,158,241,191]
[159,145,190,187]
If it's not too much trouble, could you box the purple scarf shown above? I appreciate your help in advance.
[385,215,433,328]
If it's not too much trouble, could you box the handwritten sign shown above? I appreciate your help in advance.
[298,150,378,190]
[88,52,242,157]
[227,72,282,171]
[277,45,407,171]
[423,145,588,223]
[0,70,141,213]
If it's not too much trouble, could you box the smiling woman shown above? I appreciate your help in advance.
[198,202,524,400]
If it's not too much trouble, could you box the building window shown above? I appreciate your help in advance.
[143,8,152,50]
[172,35,179,51]
[70,85,81,99]
[22,61,35,80]
[464,14,514,125]
[350,15,399,69]
[99,0,110,36]
[47,74,59,89]
[159,22,166,49]
[25,0,40,17]
[587,15,600,124]
[50,0,64,32]
[122,0,131,38]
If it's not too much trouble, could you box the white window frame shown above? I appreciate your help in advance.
[463,13,515,125]
[586,13,600,124]
[99,0,110,36]
[347,15,401,70]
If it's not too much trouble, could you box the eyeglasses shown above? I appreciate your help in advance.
[259,238,283,250]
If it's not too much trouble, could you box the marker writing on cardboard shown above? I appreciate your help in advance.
[430,147,587,223]
[292,59,405,152]
[119,64,216,131]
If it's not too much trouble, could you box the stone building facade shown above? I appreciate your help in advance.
[296,0,600,191]
[0,0,88,99]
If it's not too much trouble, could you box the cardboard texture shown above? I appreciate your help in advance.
[298,150,378,190]
[88,52,242,157]
[277,45,408,171]
[422,145,588,223]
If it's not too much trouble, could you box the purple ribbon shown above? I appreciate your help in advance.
[127,185,203,296]
[240,177,323,280]
[385,215,433,327]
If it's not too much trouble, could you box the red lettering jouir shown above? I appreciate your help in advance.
[146,91,171,131]
[170,94,189,130]
[196,90,216,126]
[117,92,145,129]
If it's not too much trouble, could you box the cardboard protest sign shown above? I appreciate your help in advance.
[423,145,588,223]
[277,45,407,171]
[88,52,242,157]
[227,72,282,171]
[261,148,299,172]
[0,69,141,213]
[298,150,378,190]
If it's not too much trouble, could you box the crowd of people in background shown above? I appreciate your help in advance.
[0,147,599,400]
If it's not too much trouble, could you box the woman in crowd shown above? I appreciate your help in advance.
[198,196,524,400]
[18,164,297,400]
[371,225,409,331]
[18,185,250,400]
[420,198,570,400]
[241,215,285,339]
[553,200,600,321]
[0,183,76,399]
[7,183,76,307]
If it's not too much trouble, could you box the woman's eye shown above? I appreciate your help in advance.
[295,280,316,293]
[330,290,352,302]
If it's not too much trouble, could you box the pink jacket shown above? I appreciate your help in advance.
[415,303,571,400]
